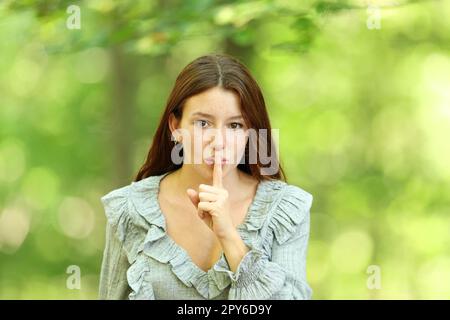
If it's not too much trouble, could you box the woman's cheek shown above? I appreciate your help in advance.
[193,135,207,164]
[236,144,247,164]
[229,136,247,165]
[180,130,198,164]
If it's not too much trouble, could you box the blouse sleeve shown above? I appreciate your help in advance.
[218,185,313,300]
[98,189,132,300]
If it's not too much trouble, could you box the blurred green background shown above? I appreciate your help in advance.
[0,0,449,299]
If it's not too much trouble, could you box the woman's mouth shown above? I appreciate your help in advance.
[204,158,228,166]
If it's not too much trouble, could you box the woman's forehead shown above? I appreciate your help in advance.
[184,87,242,117]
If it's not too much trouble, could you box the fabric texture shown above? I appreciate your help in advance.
[98,172,313,300]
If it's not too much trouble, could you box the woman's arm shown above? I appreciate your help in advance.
[213,185,313,300]
[266,216,312,299]
[218,230,250,273]
[98,221,132,300]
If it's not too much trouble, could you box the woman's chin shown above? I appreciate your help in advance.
[203,162,231,174]
[205,162,226,169]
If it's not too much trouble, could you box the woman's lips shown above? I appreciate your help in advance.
[204,158,228,166]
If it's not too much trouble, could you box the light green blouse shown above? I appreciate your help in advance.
[98,172,313,300]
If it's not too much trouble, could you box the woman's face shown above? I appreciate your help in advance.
[170,86,249,179]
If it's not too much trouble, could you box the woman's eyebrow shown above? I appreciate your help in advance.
[190,112,243,120]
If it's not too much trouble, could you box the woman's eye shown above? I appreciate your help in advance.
[194,120,209,128]
[229,122,244,129]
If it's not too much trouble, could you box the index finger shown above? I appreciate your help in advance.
[213,151,223,188]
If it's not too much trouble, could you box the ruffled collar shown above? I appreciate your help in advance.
[127,172,284,299]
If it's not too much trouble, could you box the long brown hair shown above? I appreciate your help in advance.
[134,53,286,183]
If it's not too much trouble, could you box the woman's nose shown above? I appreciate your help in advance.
[211,130,225,152]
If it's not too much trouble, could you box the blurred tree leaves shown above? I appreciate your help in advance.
[2,0,338,56]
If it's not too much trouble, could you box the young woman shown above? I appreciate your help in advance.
[98,54,313,300]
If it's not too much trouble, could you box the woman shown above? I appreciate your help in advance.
[98,53,313,300]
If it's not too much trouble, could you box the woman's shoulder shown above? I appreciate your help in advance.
[100,174,166,226]
[260,178,313,209]
[99,174,168,263]
[101,174,161,199]
[258,179,313,245]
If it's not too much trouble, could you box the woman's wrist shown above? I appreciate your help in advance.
[218,229,250,273]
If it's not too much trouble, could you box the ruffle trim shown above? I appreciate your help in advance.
[212,245,286,299]
[100,173,313,299]
[268,185,313,245]
[126,255,156,300]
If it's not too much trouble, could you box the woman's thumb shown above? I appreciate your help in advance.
[186,188,199,207]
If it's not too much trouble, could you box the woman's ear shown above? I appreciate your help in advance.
[168,113,181,140]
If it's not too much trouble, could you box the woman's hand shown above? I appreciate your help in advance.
[186,153,235,239]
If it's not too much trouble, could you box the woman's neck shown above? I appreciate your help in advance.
[180,164,241,188]
[160,165,259,209]
[165,164,248,198]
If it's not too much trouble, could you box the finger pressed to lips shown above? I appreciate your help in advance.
[204,158,228,166]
